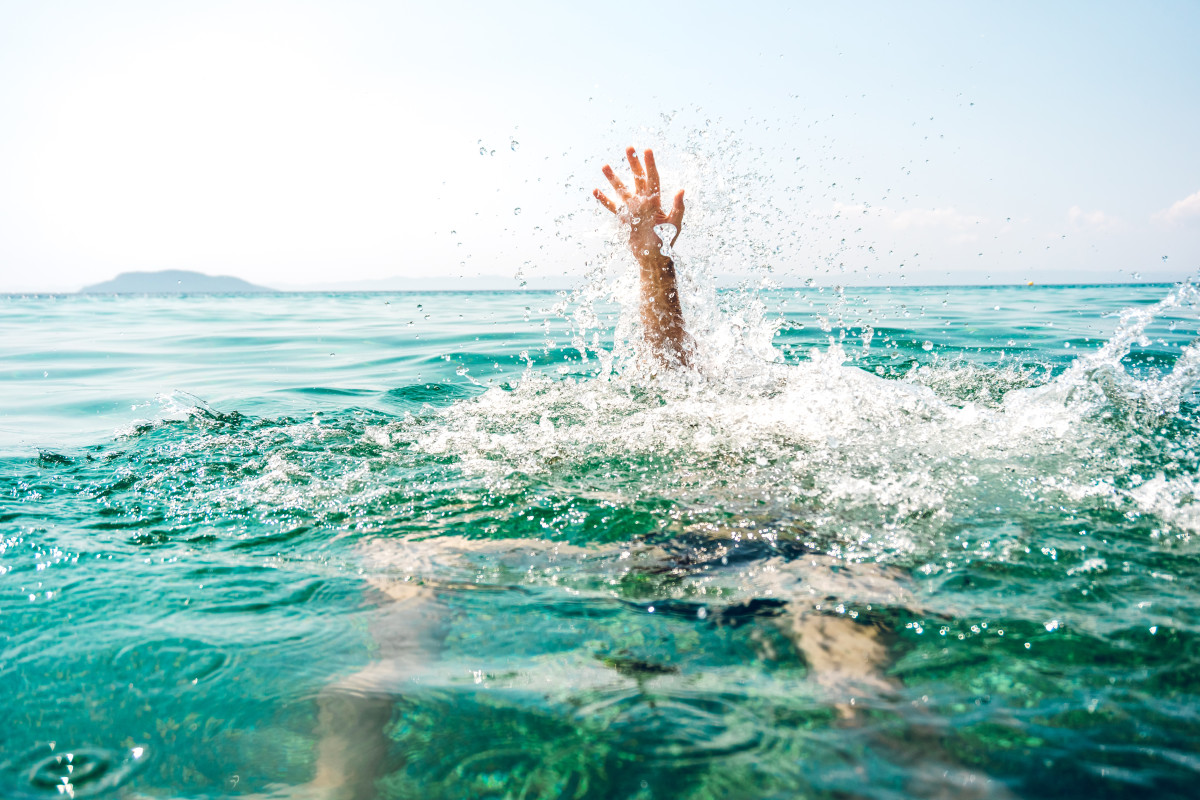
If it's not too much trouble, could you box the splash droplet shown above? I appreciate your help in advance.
[922,341,933,352]
[513,207,522,215]
[510,140,520,151]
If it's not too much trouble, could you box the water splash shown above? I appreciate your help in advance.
[1005,282,1200,423]
[414,278,1200,558]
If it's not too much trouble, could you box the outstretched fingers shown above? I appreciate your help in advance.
[597,149,682,234]
[625,147,647,195]
[643,149,661,199]
[601,165,632,203]
[593,189,619,215]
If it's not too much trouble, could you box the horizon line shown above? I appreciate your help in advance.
[0,280,1183,297]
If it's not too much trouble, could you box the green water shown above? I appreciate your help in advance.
[2,284,1198,799]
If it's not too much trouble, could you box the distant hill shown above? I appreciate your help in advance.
[79,270,274,294]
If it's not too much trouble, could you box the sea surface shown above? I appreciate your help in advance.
[2,283,1199,799]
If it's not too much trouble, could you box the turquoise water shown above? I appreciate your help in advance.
[2,284,1199,799]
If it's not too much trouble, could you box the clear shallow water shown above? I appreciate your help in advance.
[2,284,1199,800]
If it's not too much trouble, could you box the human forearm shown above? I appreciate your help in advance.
[634,248,688,366]
[596,147,691,368]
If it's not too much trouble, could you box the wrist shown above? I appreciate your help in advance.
[629,225,666,259]
[633,245,672,269]
[636,250,675,284]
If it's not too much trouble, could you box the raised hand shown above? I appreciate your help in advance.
[594,147,691,369]
[594,147,686,251]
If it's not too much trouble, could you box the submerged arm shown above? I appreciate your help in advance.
[595,147,690,368]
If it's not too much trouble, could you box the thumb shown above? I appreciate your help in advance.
[667,190,685,244]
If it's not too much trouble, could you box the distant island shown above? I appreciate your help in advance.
[79,270,274,294]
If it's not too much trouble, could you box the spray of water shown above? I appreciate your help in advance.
[411,130,1200,562]
[109,130,1200,567]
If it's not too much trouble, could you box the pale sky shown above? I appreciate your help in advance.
[1,0,1198,292]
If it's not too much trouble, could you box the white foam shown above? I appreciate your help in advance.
[406,280,1200,553]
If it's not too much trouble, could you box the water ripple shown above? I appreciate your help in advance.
[574,688,769,765]
[0,743,147,799]
[111,638,230,695]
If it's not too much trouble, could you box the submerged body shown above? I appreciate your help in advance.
[311,529,916,797]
